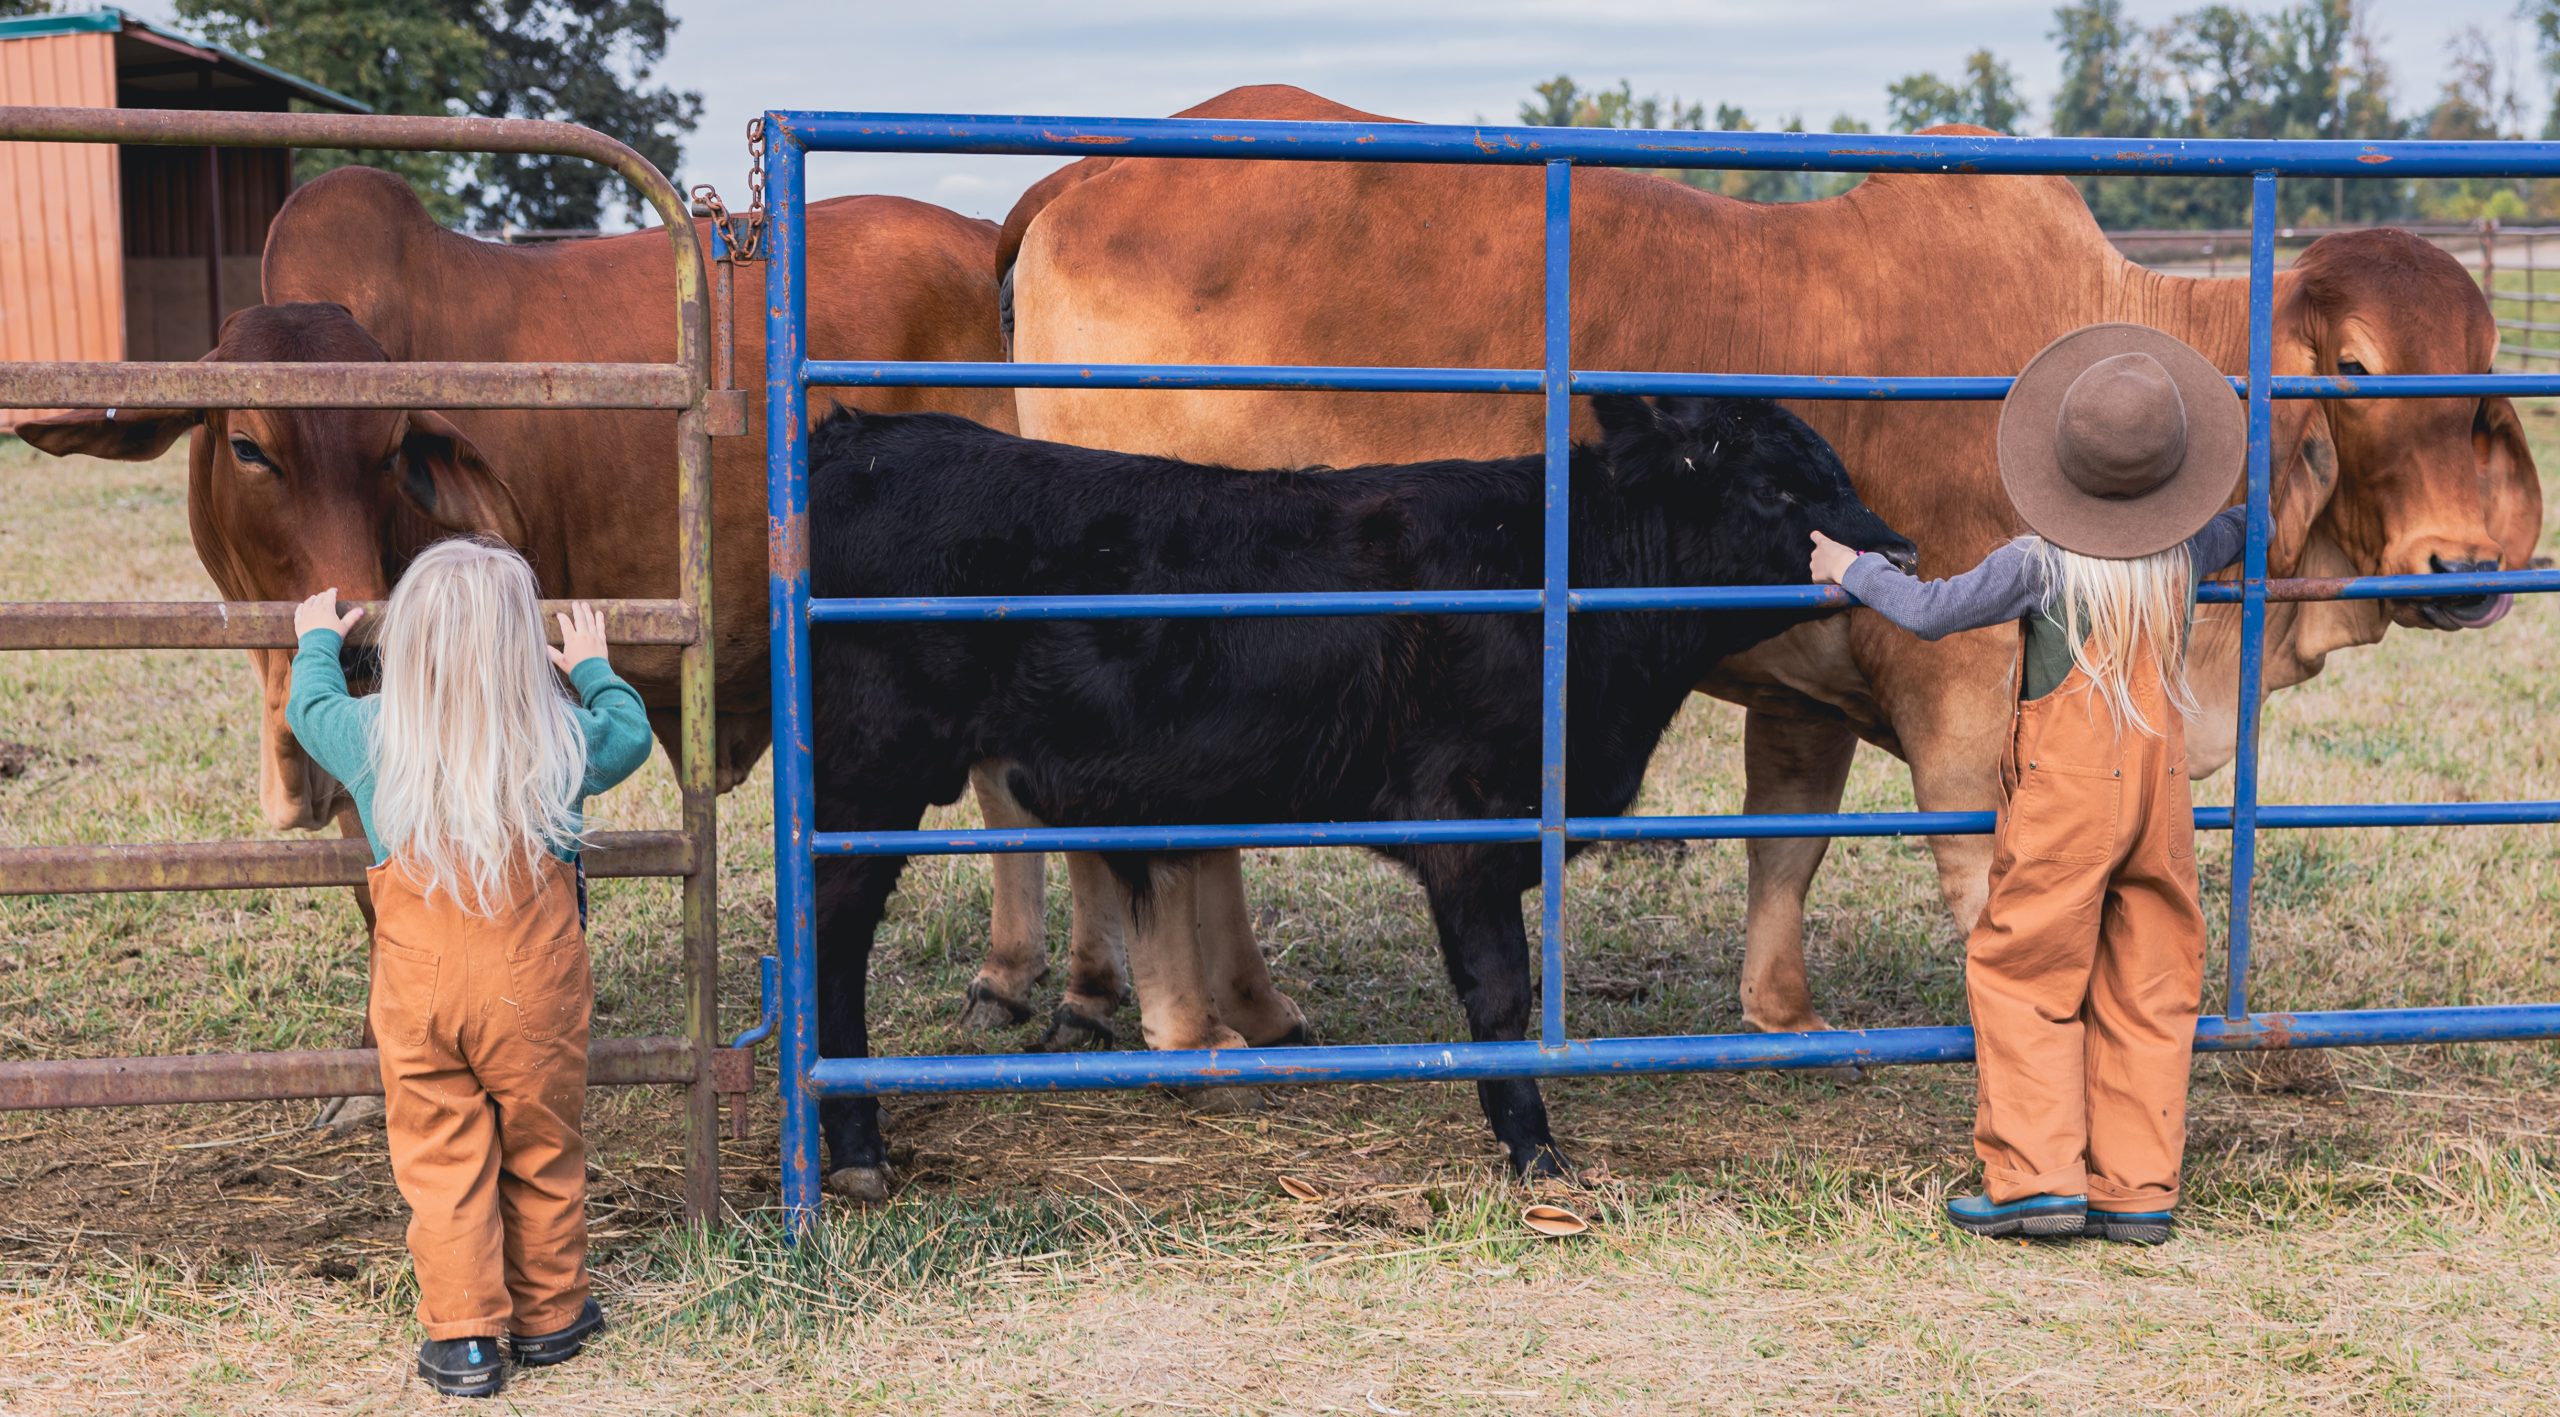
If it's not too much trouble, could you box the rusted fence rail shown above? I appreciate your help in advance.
[0,106,734,1222]
[0,600,700,649]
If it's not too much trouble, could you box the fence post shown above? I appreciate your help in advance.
[761,118,821,1232]
[2226,173,2279,1018]
[1538,160,1573,1049]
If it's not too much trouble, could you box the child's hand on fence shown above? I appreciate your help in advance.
[293,588,364,640]
[1807,531,1862,586]
[549,602,609,674]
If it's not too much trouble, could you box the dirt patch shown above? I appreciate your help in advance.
[0,1096,699,1270]
[10,1044,2545,1274]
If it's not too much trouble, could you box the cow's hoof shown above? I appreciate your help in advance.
[824,1165,893,1204]
[311,1095,385,1132]
[1510,1143,1572,1180]
[1744,1012,1835,1036]
[957,978,1034,1032]
[1033,1003,1115,1052]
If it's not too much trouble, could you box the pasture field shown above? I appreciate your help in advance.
[3,421,2558,1415]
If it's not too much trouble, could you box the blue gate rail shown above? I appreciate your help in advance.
[764,113,2560,1225]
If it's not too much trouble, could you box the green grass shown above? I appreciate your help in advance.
[4,417,2560,1412]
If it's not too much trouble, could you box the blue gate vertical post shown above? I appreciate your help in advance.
[1538,159,1573,1048]
[2226,172,2280,1019]
[761,116,822,1227]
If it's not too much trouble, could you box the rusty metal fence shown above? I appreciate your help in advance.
[0,107,735,1222]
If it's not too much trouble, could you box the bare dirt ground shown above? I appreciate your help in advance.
[5,415,2559,1413]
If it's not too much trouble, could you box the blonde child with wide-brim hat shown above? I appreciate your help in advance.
[1811,323,2248,1244]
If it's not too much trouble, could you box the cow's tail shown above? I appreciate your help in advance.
[994,157,1119,359]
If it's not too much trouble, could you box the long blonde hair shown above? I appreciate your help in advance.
[2027,537,2200,737]
[370,538,587,916]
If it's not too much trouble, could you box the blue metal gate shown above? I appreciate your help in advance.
[760,114,2560,1223]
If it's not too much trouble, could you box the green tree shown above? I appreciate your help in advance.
[174,0,700,230]
[2414,25,2530,220]
[2048,0,2411,228]
[2048,0,2178,226]
[176,1,486,223]
[1520,75,1703,133]
[1887,49,2027,132]
[1518,78,1856,202]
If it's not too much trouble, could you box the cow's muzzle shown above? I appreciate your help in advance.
[2417,555,2513,630]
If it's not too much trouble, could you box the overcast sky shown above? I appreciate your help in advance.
[121,0,2550,220]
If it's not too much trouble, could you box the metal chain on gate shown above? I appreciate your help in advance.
[691,117,767,263]
[689,117,766,436]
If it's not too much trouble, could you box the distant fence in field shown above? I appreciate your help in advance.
[2107,220,2560,369]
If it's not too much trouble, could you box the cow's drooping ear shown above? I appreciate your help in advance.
[1590,395,1667,441]
[15,407,202,462]
[396,411,529,546]
[2477,396,2544,568]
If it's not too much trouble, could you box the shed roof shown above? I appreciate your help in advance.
[0,7,372,114]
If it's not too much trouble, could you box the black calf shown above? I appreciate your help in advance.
[803,396,1916,1194]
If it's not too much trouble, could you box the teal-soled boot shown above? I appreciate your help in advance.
[2082,1209,2175,1245]
[1945,1192,2086,1238]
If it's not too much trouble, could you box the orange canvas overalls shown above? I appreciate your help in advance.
[368,853,593,1340]
[1966,639,2207,1214]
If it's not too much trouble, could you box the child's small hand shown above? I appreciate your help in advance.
[293,588,364,639]
[1808,531,1863,586]
[549,602,609,674]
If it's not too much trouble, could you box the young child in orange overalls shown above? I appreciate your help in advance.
[289,539,653,1395]
[1811,324,2248,1245]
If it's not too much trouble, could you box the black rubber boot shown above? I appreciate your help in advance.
[2082,1210,2175,1245]
[417,1335,507,1398]
[512,1298,606,1368]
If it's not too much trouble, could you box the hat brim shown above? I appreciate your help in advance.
[1997,323,2246,558]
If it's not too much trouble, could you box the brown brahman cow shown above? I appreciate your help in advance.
[988,85,2542,1046]
[18,168,1070,1109]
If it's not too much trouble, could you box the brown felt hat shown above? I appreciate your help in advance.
[1997,323,2245,558]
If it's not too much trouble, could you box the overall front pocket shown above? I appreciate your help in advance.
[369,935,440,1052]
[502,930,592,1045]
[2006,760,2123,866]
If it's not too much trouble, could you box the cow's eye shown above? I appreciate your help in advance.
[228,436,273,469]
[2337,359,2369,378]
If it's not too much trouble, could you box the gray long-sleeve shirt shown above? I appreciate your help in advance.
[1838,505,2249,699]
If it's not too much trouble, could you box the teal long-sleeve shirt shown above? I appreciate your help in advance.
[285,628,656,864]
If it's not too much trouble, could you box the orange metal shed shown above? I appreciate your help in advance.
[0,8,368,427]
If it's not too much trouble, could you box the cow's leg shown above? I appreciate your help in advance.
[957,764,1050,1031]
[1118,859,1249,1056]
[1738,709,1860,1035]
[1903,719,2003,937]
[813,845,913,1204]
[1194,850,1306,1046]
[314,804,387,1131]
[1035,851,1130,1050]
[1420,851,1564,1178]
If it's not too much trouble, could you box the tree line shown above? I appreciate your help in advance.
[8,0,2547,233]
[0,0,702,230]
[1527,0,2560,229]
